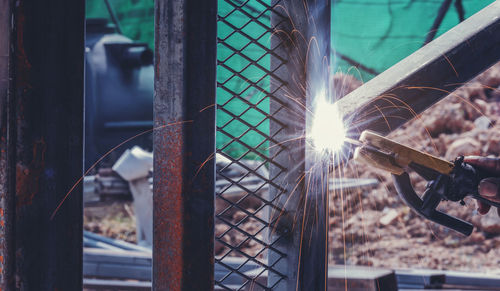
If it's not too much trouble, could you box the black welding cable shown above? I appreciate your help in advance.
[422,0,453,46]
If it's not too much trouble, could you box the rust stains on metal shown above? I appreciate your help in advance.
[154,0,216,288]
[3,0,85,288]
[15,139,45,208]
[14,1,31,90]
[154,120,184,289]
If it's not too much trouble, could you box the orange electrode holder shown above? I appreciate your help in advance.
[351,130,499,236]
[354,130,454,175]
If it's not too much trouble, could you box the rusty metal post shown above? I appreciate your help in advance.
[153,0,217,290]
[0,0,85,289]
[269,0,331,290]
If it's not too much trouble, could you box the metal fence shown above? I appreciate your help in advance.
[215,0,330,290]
[215,1,288,290]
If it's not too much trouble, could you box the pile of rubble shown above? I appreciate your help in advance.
[84,201,137,243]
[330,63,500,272]
[84,146,153,247]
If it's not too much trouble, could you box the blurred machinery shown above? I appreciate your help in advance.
[85,18,154,171]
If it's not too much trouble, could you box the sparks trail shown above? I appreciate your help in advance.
[325,71,449,268]
[405,85,487,117]
[194,152,216,179]
[347,91,447,156]
[332,77,500,268]
[229,0,468,282]
[269,171,306,238]
[50,120,192,220]
[334,155,348,291]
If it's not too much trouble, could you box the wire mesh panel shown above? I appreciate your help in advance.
[216,0,331,289]
[215,0,289,290]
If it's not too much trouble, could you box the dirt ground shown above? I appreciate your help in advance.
[330,63,500,274]
[84,201,137,244]
[84,63,500,274]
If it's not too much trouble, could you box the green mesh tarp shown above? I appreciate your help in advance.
[333,0,493,81]
[86,0,154,49]
[86,0,494,158]
[216,2,271,159]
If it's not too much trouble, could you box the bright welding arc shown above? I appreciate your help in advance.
[310,96,347,154]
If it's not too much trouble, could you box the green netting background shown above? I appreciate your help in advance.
[332,0,493,81]
[216,2,272,159]
[86,0,494,157]
[87,0,155,49]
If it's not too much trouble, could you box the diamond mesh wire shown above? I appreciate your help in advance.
[215,0,289,290]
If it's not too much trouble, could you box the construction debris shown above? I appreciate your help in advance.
[84,201,137,243]
[113,146,153,247]
[379,209,400,227]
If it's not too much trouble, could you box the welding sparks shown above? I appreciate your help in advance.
[310,97,346,153]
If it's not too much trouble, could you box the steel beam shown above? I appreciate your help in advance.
[0,0,85,289]
[337,1,500,139]
[153,0,217,290]
[0,0,15,288]
[270,1,331,290]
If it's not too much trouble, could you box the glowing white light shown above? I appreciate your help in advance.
[310,98,346,153]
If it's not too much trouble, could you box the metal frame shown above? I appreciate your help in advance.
[213,0,331,290]
[0,0,85,289]
[269,1,331,290]
[0,0,500,290]
[153,0,217,290]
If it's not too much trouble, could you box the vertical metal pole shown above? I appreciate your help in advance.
[0,0,15,289]
[153,0,217,290]
[0,0,85,289]
[270,0,330,290]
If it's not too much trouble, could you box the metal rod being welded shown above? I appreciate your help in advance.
[337,1,500,139]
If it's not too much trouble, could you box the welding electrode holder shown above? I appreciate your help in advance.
[353,131,500,236]
[392,156,500,236]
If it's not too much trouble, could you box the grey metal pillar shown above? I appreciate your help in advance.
[0,0,85,289]
[270,1,331,290]
[153,0,217,290]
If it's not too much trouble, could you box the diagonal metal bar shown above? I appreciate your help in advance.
[337,1,500,140]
